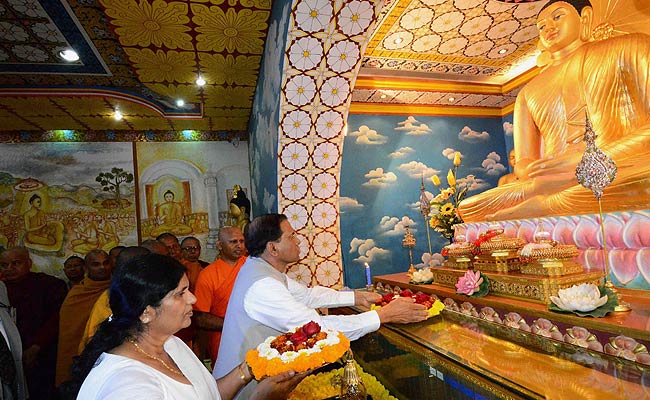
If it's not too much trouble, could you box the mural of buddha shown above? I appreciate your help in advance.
[150,190,192,237]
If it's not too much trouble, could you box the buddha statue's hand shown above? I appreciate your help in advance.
[525,150,583,178]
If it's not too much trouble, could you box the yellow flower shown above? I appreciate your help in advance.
[431,175,441,186]
[429,216,439,228]
[193,5,269,54]
[440,203,454,215]
[124,48,195,83]
[447,169,456,187]
[454,152,462,166]
[102,0,192,50]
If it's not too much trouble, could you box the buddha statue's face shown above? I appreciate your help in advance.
[536,2,583,53]
[164,192,174,202]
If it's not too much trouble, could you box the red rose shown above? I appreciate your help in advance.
[400,289,413,298]
[414,293,430,304]
[381,293,395,303]
[289,331,308,345]
[303,321,321,337]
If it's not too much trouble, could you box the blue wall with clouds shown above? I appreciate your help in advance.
[340,113,512,288]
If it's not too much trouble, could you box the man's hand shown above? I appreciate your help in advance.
[251,370,308,400]
[376,297,428,324]
[353,290,381,308]
[23,344,40,368]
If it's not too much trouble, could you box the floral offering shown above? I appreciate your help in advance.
[455,270,490,297]
[371,290,444,318]
[409,267,434,284]
[245,321,350,379]
[429,152,468,241]
[549,283,617,317]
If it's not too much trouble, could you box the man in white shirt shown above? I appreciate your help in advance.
[215,214,428,398]
[0,281,26,400]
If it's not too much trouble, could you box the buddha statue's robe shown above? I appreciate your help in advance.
[459,33,650,222]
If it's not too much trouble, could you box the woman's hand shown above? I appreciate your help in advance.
[250,370,308,400]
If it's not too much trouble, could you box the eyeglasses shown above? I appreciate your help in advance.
[182,246,200,251]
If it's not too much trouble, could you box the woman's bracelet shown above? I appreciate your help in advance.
[238,362,252,384]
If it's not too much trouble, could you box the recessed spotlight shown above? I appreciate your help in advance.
[59,49,79,62]
[380,94,387,99]
[114,110,123,120]
[196,75,206,86]
[498,48,507,54]
[394,38,403,44]
[176,99,185,107]
[448,97,455,102]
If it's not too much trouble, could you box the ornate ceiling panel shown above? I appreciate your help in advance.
[0,0,593,135]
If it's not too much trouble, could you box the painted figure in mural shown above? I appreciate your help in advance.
[71,214,100,255]
[23,194,63,251]
[151,190,192,237]
[98,215,120,252]
[459,0,650,222]
[228,185,251,233]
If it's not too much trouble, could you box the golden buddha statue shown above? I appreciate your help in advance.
[459,0,650,222]
[228,185,251,232]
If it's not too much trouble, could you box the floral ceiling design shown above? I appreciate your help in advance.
[0,0,553,135]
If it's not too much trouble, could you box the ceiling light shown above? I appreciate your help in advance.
[176,99,185,107]
[498,48,507,54]
[448,97,455,102]
[394,38,403,44]
[59,49,79,62]
[195,75,206,86]
[380,94,387,99]
[114,110,123,120]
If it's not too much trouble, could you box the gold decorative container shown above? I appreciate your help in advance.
[431,267,604,304]
[442,243,474,270]
[518,244,582,276]
[473,250,521,273]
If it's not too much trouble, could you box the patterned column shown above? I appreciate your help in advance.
[277,0,384,288]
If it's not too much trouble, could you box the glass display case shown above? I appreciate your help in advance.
[346,310,650,399]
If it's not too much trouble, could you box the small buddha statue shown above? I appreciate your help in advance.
[228,185,251,232]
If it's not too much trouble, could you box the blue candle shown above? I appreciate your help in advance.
[364,262,372,287]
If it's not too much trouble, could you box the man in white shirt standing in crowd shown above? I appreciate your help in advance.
[215,213,428,398]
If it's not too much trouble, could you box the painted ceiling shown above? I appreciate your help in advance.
[0,0,647,136]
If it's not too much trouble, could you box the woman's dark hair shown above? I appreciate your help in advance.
[540,0,592,14]
[28,194,40,204]
[245,213,287,257]
[163,190,174,198]
[60,254,185,398]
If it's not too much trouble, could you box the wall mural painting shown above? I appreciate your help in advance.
[340,114,509,289]
[0,142,137,278]
[135,142,251,252]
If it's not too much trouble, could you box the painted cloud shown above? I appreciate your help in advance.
[349,238,391,264]
[398,161,439,179]
[349,125,388,145]
[503,121,513,136]
[442,147,459,160]
[363,168,397,186]
[457,174,490,191]
[379,215,417,236]
[481,152,507,176]
[458,126,490,143]
[415,252,445,268]
[339,196,364,211]
[395,116,432,136]
[388,146,415,159]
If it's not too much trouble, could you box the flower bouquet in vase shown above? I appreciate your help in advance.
[429,152,467,242]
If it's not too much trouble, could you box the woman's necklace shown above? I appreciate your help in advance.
[127,339,184,376]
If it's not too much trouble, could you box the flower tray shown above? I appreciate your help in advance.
[431,267,603,304]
